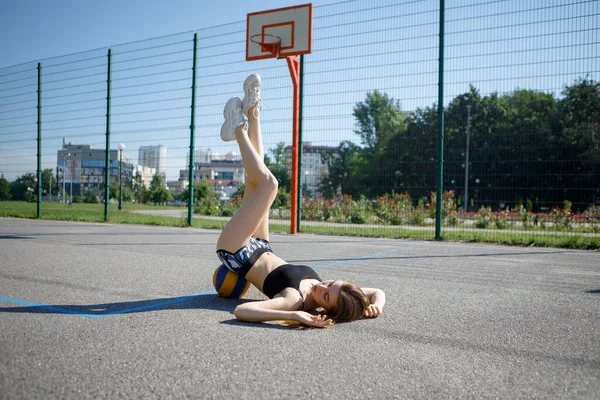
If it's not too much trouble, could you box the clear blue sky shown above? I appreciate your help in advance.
[0,0,332,68]
[1,0,598,183]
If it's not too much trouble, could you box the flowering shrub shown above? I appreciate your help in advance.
[302,196,329,221]
[210,190,590,234]
[584,206,600,232]
[550,200,572,228]
[494,210,511,229]
[375,192,412,225]
[427,190,458,221]
[348,196,372,224]
[475,206,493,228]
[515,203,533,229]
[407,210,426,225]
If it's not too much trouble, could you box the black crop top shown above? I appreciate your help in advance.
[262,264,322,299]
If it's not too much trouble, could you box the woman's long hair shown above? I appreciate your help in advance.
[330,282,370,323]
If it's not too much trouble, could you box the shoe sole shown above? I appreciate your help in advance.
[243,74,262,116]
[221,97,243,142]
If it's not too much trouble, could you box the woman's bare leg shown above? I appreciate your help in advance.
[243,106,271,241]
[216,120,278,252]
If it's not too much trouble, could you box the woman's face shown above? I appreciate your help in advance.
[312,280,343,311]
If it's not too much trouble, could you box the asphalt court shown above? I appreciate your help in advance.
[1,217,599,399]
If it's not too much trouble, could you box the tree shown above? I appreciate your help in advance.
[132,170,147,204]
[380,104,438,201]
[147,174,173,205]
[10,173,36,202]
[40,168,54,196]
[0,175,11,200]
[110,185,134,203]
[319,140,361,198]
[352,90,409,197]
[265,142,291,191]
[559,78,600,205]
[353,90,407,156]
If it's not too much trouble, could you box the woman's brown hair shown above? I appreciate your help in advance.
[330,282,370,323]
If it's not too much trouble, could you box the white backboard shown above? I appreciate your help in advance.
[246,3,313,61]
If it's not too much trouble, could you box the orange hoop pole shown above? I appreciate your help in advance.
[286,55,300,234]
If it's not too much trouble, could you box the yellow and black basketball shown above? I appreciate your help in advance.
[213,264,250,298]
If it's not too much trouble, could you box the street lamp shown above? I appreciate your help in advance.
[118,143,125,210]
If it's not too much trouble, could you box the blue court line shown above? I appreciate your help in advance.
[0,241,427,318]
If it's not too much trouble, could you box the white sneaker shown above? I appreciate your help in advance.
[220,97,246,142]
[242,73,262,116]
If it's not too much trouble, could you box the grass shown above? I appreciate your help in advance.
[1,201,598,250]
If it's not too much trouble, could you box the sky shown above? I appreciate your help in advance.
[0,0,339,181]
[0,0,333,68]
[1,0,598,183]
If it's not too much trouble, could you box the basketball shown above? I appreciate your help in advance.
[213,264,250,298]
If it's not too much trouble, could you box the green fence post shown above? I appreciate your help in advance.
[435,0,445,240]
[188,33,198,226]
[36,63,42,218]
[104,49,112,221]
[297,55,304,231]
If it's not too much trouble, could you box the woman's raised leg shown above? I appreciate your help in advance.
[216,97,278,253]
[243,106,271,241]
[239,74,270,241]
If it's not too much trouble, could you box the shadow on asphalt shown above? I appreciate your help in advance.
[0,293,250,317]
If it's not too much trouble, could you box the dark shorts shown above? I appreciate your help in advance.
[216,236,273,277]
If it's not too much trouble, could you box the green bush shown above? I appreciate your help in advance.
[475,206,492,228]
[585,206,600,233]
[407,210,426,225]
[550,200,573,228]
[515,203,533,229]
[84,191,99,204]
[427,190,457,221]
[494,210,510,229]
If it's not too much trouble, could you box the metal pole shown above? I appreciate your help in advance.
[62,153,66,202]
[286,55,300,234]
[464,105,471,211]
[36,63,42,217]
[435,0,445,240]
[118,150,123,210]
[188,33,198,226]
[297,54,305,231]
[104,49,112,220]
[69,162,72,203]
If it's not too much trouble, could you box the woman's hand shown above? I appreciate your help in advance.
[363,304,382,318]
[295,311,333,328]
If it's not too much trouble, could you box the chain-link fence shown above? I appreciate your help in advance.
[1,0,598,246]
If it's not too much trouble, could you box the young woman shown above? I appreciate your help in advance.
[216,74,385,328]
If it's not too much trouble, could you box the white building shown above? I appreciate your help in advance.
[186,149,241,165]
[133,165,156,189]
[138,145,167,179]
[284,143,337,196]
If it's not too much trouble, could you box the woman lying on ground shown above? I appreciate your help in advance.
[216,74,385,328]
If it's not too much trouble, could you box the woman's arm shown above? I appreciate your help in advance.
[233,297,332,328]
[361,287,385,318]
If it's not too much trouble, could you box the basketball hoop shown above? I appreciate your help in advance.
[250,33,281,57]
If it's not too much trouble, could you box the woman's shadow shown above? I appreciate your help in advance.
[0,292,247,318]
[0,293,299,329]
